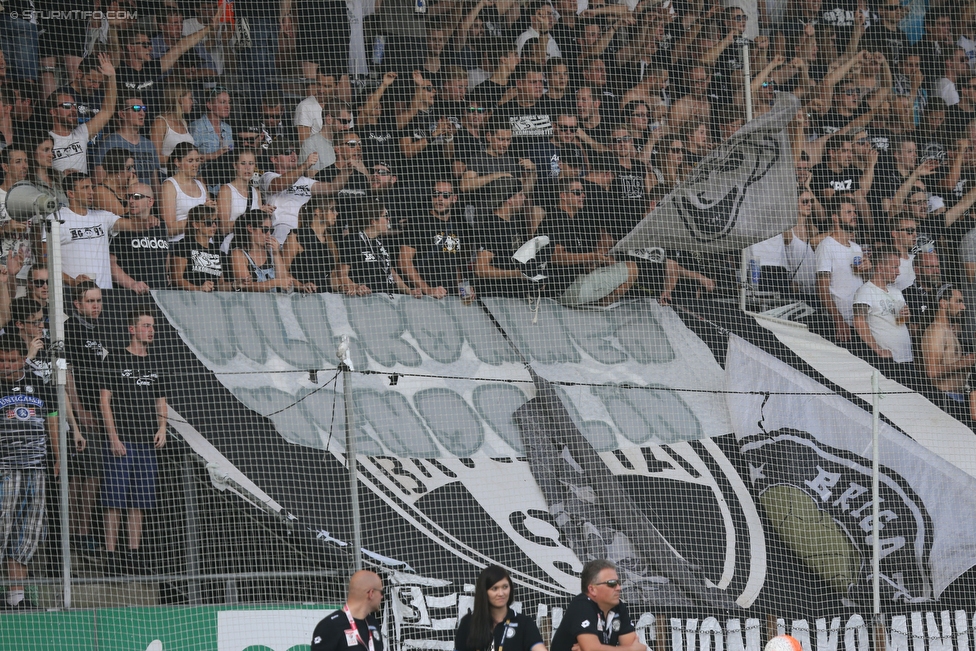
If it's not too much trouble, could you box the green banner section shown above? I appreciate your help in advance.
[0,604,339,651]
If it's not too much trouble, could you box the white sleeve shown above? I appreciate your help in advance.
[814,241,832,274]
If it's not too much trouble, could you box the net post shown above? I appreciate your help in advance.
[871,370,881,617]
[339,336,362,571]
[47,213,71,609]
[183,454,202,605]
[742,41,753,122]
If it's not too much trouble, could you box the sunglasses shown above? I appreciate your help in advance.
[30,279,48,287]
[761,81,776,88]
[432,191,454,198]
[257,226,273,234]
[557,124,577,132]
[843,89,859,96]
[594,579,623,588]
[208,86,230,99]
[133,40,152,48]
[615,135,633,143]
[125,165,137,172]
[128,104,148,112]
[276,148,296,157]
[670,146,684,152]
[569,189,585,196]
[344,140,361,147]
[373,169,392,177]
[59,102,77,109]
[897,227,917,234]
[799,199,812,204]
[129,193,149,200]
[468,106,488,113]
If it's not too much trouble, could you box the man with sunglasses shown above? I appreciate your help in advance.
[550,560,646,651]
[117,26,212,116]
[49,53,117,175]
[300,99,355,175]
[57,173,152,290]
[93,94,162,191]
[399,180,470,299]
[311,570,385,651]
[111,183,169,291]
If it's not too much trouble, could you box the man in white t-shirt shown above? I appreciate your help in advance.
[816,197,871,344]
[853,246,915,383]
[49,53,118,175]
[57,174,147,289]
[300,100,354,173]
[294,74,339,143]
[259,141,351,243]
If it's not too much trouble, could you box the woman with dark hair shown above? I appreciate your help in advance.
[93,148,135,214]
[455,566,546,651]
[282,198,342,293]
[160,142,209,243]
[336,202,421,297]
[169,204,227,292]
[230,209,311,293]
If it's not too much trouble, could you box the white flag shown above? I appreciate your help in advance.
[612,92,800,255]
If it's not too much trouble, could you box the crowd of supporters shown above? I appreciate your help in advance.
[2,0,976,598]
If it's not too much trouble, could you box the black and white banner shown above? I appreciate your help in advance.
[612,92,800,255]
[725,335,976,604]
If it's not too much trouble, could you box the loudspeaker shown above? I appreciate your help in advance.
[4,181,58,221]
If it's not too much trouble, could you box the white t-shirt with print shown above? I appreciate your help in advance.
[258,172,318,243]
[853,281,912,362]
[58,206,120,288]
[51,124,91,174]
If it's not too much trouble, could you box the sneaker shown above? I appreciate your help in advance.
[2,597,38,611]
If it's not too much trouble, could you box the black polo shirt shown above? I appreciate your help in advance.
[455,608,544,651]
[311,609,383,651]
[550,594,635,651]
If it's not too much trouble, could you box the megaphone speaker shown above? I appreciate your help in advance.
[5,181,58,221]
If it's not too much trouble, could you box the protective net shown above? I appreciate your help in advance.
[0,0,975,649]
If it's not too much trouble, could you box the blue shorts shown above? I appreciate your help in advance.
[101,442,157,510]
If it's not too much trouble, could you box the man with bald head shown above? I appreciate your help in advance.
[110,183,168,291]
[312,570,385,651]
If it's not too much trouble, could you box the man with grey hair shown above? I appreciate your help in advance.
[550,560,647,651]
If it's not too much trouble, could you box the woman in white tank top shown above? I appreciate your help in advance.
[150,84,196,171]
[217,150,274,252]
[160,142,209,242]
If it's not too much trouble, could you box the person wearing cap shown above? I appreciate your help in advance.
[549,560,645,651]
[258,141,350,244]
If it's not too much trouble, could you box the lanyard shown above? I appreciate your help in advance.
[343,605,376,651]
[489,619,513,651]
[600,612,616,645]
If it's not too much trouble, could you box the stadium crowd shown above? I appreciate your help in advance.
[2,0,976,605]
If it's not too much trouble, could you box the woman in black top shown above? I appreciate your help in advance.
[336,202,421,297]
[170,205,227,292]
[455,566,547,651]
[230,209,311,293]
[283,198,341,292]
